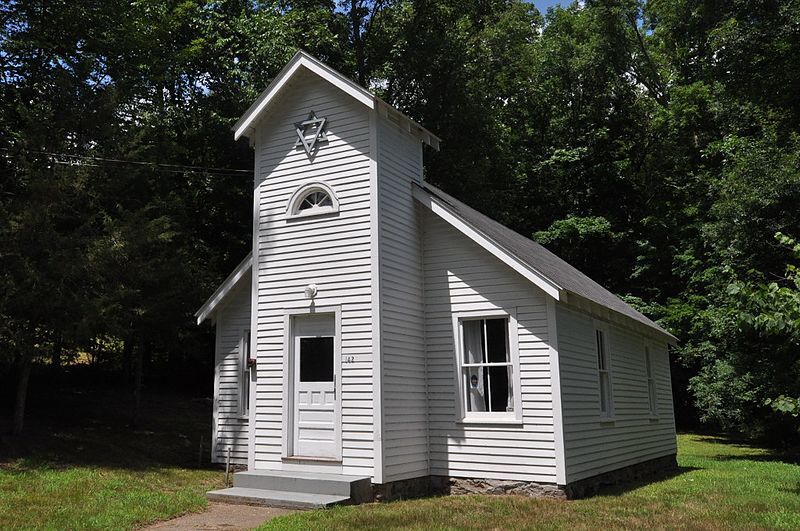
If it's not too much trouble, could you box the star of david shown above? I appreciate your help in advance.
[294,111,328,157]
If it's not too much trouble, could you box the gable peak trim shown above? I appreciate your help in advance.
[412,183,563,301]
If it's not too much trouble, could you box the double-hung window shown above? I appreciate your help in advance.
[457,314,521,422]
[238,331,251,418]
[595,327,613,418]
[645,345,657,416]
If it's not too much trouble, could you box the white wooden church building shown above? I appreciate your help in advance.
[196,51,678,506]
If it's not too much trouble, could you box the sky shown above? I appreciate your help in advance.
[532,0,569,12]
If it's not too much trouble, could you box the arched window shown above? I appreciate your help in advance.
[287,182,339,219]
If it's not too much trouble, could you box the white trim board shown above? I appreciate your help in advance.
[233,50,441,150]
[412,185,563,301]
[369,107,384,483]
[234,51,373,141]
[195,253,253,325]
[546,297,567,485]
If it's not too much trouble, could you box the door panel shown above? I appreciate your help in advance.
[292,314,338,458]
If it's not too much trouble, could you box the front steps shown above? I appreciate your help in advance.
[207,470,372,509]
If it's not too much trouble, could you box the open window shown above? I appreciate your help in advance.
[286,182,339,219]
[238,330,251,418]
[455,313,521,423]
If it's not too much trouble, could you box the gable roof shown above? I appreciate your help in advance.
[233,50,440,149]
[195,253,252,325]
[413,182,676,342]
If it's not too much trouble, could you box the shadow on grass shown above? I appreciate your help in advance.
[0,385,218,473]
[593,464,699,498]
[689,433,800,466]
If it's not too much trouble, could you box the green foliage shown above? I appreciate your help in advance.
[534,216,632,291]
[2,0,800,444]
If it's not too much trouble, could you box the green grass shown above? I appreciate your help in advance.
[0,386,224,529]
[264,434,800,530]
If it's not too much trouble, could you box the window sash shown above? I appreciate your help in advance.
[595,328,613,417]
[459,317,517,417]
[239,331,251,417]
[645,346,657,415]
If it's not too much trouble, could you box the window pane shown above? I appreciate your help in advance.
[299,337,334,382]
[596,330,606,370]
[485,318,508,363]
[600,373,609,414]
[462,320,484,364]
[464,367,488,412]
[649,380,657,413]
[488,365,513,412]
[242,369,250,414]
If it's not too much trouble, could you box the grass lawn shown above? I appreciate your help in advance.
[265,434,800,530]
[0,385,224,529]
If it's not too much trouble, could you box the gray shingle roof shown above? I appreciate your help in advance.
[417,183,675,341]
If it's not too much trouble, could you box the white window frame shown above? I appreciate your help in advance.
[286,181,340,219]
[594,321,614,420]
[645,343,658,417]
[453,309,522,424]
[238,330,251,418]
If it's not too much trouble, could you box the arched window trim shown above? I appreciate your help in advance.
[286,181,340,219]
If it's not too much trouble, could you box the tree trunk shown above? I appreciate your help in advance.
[12,353,32,436]
[51,333,62,369]
[131,342,143,430]
[122,337,133,384]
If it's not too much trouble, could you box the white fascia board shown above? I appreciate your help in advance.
[195,253,253,325]
[413,186,562,301]
[375,98,441,150]
[233,51,374,141]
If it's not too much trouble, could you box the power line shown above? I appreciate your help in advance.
[0,147,254,177]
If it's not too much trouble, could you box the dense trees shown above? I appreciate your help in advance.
[2,0,799,443]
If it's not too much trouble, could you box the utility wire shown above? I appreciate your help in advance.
[0,147,254,177]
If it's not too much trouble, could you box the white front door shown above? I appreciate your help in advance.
[292,314,339,459]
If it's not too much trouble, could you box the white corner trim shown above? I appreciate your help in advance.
[369,107,384,484]
[234,52,374,141]
[196,254,253,325]
[546,297,567,485]
[412,186,563,301]
[211,317,222,463]
[247,128,262,471]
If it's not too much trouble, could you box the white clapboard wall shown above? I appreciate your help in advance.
[423,211,559,483]
[556,304,677,483]
[212,277,252,464]
[252,69,375,476]
[376,115,429,482]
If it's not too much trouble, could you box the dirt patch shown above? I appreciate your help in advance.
[145,502,294,530]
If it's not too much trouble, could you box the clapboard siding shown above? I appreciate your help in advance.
[377,118,428,482]
[556,305,677,482]
[213,278,251,464]
[423,211,558,483]
[252,70,375,476]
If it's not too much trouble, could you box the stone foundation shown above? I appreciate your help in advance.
[563,453,677,499]
[372,454,678,502]
[432,476,566,499]
[372,475,433,502]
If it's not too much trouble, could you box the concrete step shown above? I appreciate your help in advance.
[233,470,372,500]
[207,486,350,509]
